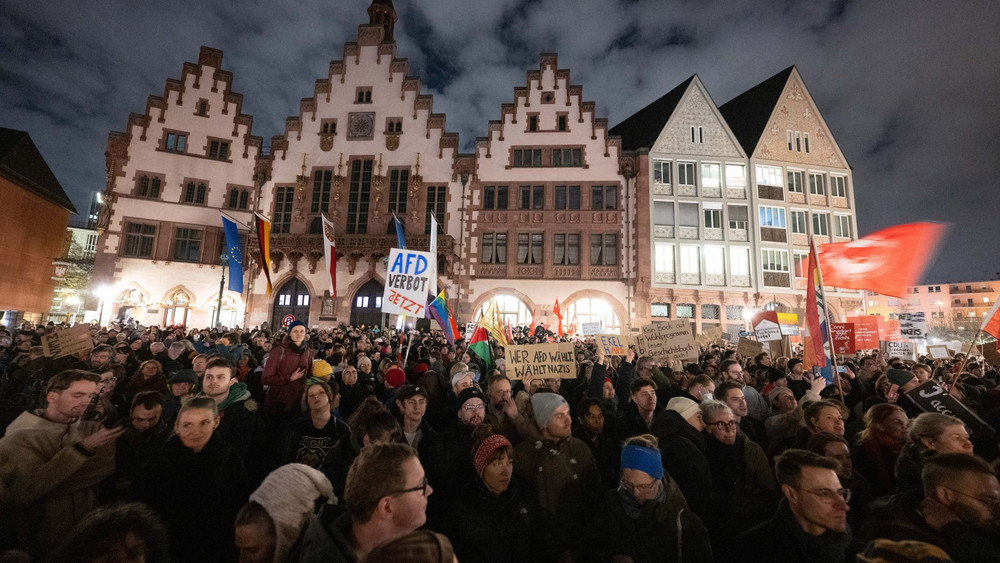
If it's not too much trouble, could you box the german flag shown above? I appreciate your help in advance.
[254,213,273,295]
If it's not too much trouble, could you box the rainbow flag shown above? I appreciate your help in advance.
[428,289,460,343]
[254,213,273,294]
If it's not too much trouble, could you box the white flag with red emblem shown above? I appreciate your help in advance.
[321,215,337,297]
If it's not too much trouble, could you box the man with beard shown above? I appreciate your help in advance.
[0,370,124,558]
[859,454,1000,562]
[196,357,259,460]
[113,390,169,499]
[423,386,487,527]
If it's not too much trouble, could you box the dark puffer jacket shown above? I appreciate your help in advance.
[443,477,539,563]
[650,409,713,518]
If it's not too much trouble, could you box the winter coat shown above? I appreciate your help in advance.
[649,409,713,518]
[704,431,779,537]
[0,410,116,558]
[424,422,478,528]
[136,433,249,563]
[198,382,260,461]
[277,414,351,487]
[444,477,538,563]
[894,442,931,494]
[113,419,170,500]
[736,499,862,563]
[586,480,712,563]
[298,504,356,563]
[262,339,315,414]
[616,401,660,442]
[852,436,902,497]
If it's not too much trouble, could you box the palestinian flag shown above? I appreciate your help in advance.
[468,324,493,370]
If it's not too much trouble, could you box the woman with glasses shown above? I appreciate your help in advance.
[443,424,537,563]
[895,412,974,494]
[587,434,712,562]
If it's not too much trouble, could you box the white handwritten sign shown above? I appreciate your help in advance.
[882,340,915,361]
[581,321,602,336]
[382,248,434,317]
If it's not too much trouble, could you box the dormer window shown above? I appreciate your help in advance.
[196,99,209,116]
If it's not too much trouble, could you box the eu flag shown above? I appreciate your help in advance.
[222,216,244,293]
[393,213,406,249]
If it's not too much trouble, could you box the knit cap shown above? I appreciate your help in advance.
[767,366,788,384]
[886,368,915,387]
[531,392,568,430]
[385,366,406,388]
[311,360,333,381]
[666,396,700,420]
[249,463,335,563]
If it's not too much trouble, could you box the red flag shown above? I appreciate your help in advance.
[982,299,1000,340]
[817,222,947,298]
[505,320,514,342]
[529,307,538,336]
[553,299,563,337]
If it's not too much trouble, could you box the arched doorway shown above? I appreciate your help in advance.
[351,279,384,327]
[272,278,311,328]
[163,290,192,327]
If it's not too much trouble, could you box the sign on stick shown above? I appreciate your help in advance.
[41,324,92,358]
[382,248,434,317]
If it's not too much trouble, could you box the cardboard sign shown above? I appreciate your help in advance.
[382,249,434,317]
[41,324,92,358]
[984,344,1000,367]
[898,312,928,341]
[943,341,964,355]
[640,320,698,364]
[926,345,951,359]
[752,311,782,342]
[777,312,800,336]
[696,327,725,347]
[906,381,997,444]
[505,342,576,379]
[848,316,881,350]
[596,334,631,356]
[581,321,603,336]
[464,322,476,341]
[736,337,764,358]
[830,323,856,355]
[882,340,915,361]
[883,320,902,342]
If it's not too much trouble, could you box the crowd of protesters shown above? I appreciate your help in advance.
[0,318,998,562]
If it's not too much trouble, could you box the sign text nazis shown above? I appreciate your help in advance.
[381,248,434,317]
[505,342,577,379]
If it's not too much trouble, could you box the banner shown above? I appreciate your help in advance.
[640,320,698,364]
[581,321,603,336]
[926,345,950,359]
[898,312,928,341]
[830,323,856,355]
[505,342,576,379]
[777,313,800,336]
[736,337,764,358]
[906,381,997,444]
[221,216,244,293]
[596,334,631,356]
[752,311,782,342]
[321,215,337,297]
[881,340,915,360]
[41,324,92,358]
[848,316,881,350]
[382,248,433,317]
[883,320,902,342]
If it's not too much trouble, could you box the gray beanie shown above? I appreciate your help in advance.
[249,463,335,563]
[531,393,568,431]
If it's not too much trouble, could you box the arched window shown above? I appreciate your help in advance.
[566,297,620,334]
[164,290,193,327]
[475,294,533,326]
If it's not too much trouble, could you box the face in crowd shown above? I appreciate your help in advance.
[48,380,98,423]
[131,403,163,432]
[784,464,850,535]
[543,404,573,440]
[202,365,236,400]
[482,453,514,495]
[705,409,738,446]
[458,397,485,427]
[579,404,605,436]
[175,407,219,452]
[811,406,845,436]
[723,387,748,418]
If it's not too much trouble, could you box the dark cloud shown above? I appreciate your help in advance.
[1,0,998,283]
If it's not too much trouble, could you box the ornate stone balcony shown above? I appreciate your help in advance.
[652,182,673,196]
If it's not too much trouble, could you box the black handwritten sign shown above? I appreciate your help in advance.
[505,342,576,380]
[640,320,698,364]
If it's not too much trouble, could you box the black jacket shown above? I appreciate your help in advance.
[136,433,249,563]
[649,409,713,519]
[298,504,356,563]
[276,414,352,487]
[736,499,862,563]
[443,477,538,563]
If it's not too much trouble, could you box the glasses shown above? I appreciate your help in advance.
[943,487,1000,510]
[392,477,430,497]
[796,487,852,504]
[708,421,739,431]
[620,478,659,494]
[462,403,485,411]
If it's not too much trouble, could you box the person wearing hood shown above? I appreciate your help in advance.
[262,321,316,420]
[235,463,336,563]
[162,368,198,426]
[587,434,712,563]
[736,449,862,563]
[135,397,250,563]
[197,357,260,462]
[650,396,713,520]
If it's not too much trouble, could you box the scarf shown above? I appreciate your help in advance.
[617,479,666,520]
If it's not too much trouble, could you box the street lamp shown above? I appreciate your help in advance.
[215,253,228,329]
[92,285,114,326]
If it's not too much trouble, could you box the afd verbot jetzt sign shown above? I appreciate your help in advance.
[382,248,434,317]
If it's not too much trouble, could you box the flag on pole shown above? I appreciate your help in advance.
[468,324,493,370]
[817,222,947,298]
[480,299,508,347]
[505,319,514,343]
[804,238,833,382]
[553,298,564,337]
[428,214,439,301]
[981,299,1000,340]
[529,307,538,336]
[321,215,337,297]
[221,216,244,293]
[428,289,459,343]
[393,213,407,249]
[254,213,273,295]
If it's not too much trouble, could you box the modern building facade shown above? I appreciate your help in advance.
[865,281,1000,337]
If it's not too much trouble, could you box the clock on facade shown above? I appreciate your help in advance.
[347,112,375,140]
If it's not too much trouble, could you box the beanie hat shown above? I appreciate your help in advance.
[249,463,335,563]
[167,369,198,385]
[684,363,703,376]
[769,386,794,404]
[451,371,475,388]
[311,360,333,381]
[287,320,306,332]
[886,368,915,387]
[385,367,406,388]
[787,359,802,372]
[666,396,700,420]
[767,366,788,384]
[531,393,568,430]
[473,433,512,475]
[455,387,487,412]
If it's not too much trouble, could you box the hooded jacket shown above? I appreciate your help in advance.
[444,476,537,563]
[198,381,259,460]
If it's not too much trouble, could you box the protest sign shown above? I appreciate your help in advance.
[883,320,902,342]
[777,312,800,336]
[640,320,698,364]
[926,345,950,359]
[943,341,964,355]
[848,316,881,350]
[381,248,434,317]
[906,381,997,447]
[736,337,764,358]
[898,312,928,340]
[984,344,1000,367]
[830,323,856,355]
[752,311,782,342]
[464,322,476,341]
[882,340,915,360]
[703,327,724,341]
[41,324,92,358]
[596,334,631,356]
[505,342,576,379]
[581,321,602,336]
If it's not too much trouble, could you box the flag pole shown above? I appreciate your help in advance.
[811,235,846,404]
[947,328,981,392]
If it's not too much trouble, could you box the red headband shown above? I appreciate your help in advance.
[473,434,512,476]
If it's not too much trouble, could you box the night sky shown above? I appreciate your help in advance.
[2,0,998,284]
